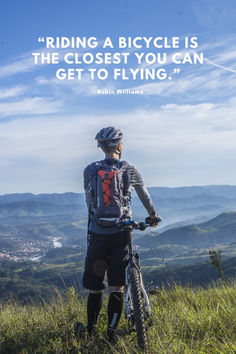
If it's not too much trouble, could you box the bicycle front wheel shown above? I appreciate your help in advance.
[130,266,148,350]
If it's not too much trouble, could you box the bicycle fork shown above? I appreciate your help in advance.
[135,253,151,318]
[125,254,152,325]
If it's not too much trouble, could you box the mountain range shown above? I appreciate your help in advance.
[0,185,236,229]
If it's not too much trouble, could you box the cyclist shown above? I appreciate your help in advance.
[77,126,159,340]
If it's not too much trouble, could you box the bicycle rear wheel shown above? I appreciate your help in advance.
[130,266,148,350]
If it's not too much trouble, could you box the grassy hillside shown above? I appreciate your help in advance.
[1,255,236,304]
[0,283,235,353]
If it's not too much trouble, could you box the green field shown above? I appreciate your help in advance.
[0,282,235,353]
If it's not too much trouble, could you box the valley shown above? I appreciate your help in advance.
[0,185,235,303]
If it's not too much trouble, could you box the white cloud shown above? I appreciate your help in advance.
[205,58,236,74]
[0,98,236,193]
[0,54,36,78]
[0,97,62,117]
[208,48,236,65]
[0,85,26,99]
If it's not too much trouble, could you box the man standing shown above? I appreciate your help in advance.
[78,126,159,339]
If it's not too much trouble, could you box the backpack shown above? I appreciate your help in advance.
[89,160,130,227]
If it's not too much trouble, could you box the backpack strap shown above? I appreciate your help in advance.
[98,169,117,206]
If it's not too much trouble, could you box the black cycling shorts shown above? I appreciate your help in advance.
[82,229,130,291]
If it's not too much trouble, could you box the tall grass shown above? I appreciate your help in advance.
[0,282,235,353]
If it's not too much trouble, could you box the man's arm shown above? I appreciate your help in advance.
[127,166,158,219]
[83,165,93,209]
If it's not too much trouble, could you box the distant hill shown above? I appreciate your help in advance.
[0,201,81,217]
[0,192,83,206]
[137,211,236,249]
[0,186,236,229]
[198,211,236,228]
[148,185,236,198]
[130,185,236,226]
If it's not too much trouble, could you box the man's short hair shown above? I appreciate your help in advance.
[100,139,121,153]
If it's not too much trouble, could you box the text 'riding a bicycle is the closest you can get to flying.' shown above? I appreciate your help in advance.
[34,36,203,80]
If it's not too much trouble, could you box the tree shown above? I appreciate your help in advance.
[208,249,223,280]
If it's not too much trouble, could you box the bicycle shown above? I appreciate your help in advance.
[117,216,162,351]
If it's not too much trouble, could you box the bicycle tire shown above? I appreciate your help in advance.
[130,266,148,350]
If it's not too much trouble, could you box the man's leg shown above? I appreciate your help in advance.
[86,290,103,335]
[107,285,124,339]
[81,232,108,336]
[106,230,130,339]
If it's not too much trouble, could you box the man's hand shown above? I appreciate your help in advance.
[146,214,159,227]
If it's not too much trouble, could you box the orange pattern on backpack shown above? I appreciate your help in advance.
[98,170,117,206]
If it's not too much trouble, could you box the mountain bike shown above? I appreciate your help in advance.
[118,216,162,351]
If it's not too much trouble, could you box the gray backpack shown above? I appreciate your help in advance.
[89,160,130,227]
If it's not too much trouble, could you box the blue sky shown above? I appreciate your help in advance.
[0,0,236,193]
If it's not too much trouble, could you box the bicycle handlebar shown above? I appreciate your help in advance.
[117,216,162,231]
